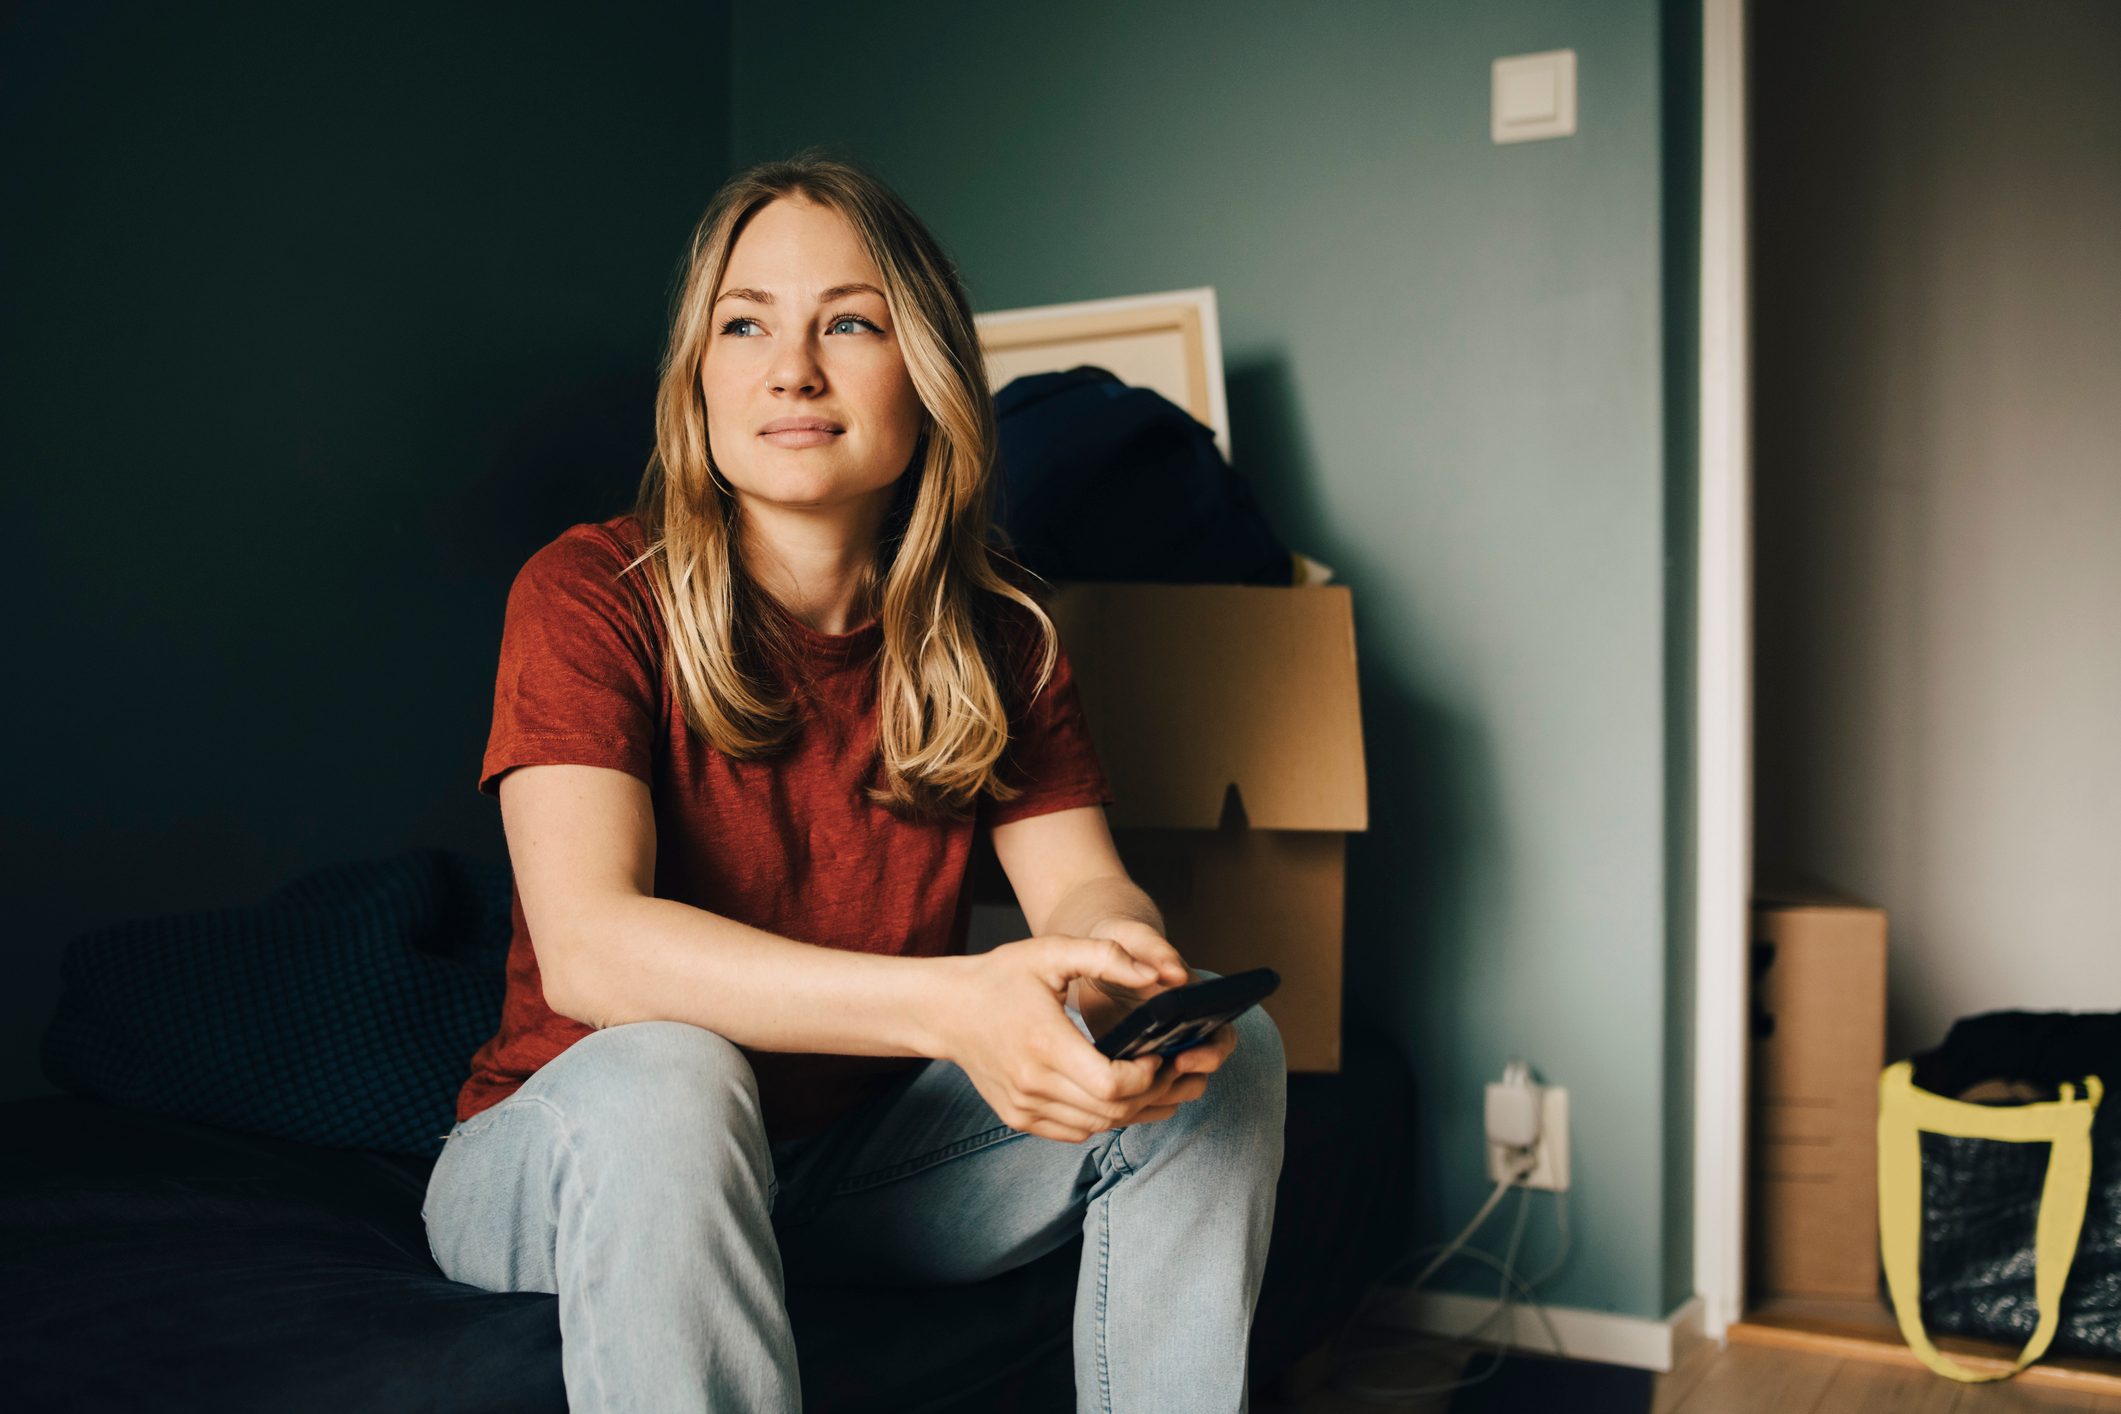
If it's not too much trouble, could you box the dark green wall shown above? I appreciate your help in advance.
[2,4,730,1094]
[728,0,1693,1319]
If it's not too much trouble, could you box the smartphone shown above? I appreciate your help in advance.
[1092,967,1280,1062]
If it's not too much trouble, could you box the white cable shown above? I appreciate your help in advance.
[1333,1184,1542,1402]
[1341,1149,1532,1327]
[1389,1239,1568,1356]
[1348,1236,1567,1357]
[1323,1176,1574,1406]
[1401,1167,1519,1294]
[1397,1189,1536,1395]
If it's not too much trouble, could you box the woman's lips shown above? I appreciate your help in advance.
[759,428,843,448]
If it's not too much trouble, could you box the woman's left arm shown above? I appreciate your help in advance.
[989,805,1237,1078]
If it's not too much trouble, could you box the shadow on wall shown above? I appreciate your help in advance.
[1343,607,1500,1250]
[1227,355,1502,1253]
[1225,359,1331,557]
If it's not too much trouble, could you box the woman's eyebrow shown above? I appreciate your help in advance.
[714,282,886,306]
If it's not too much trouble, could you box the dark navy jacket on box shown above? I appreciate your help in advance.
[991,365,1294,586]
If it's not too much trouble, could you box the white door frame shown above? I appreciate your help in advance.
[1694,0,1753,1342]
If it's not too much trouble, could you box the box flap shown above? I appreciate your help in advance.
[1048,583,1368,832]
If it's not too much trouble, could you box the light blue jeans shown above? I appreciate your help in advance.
[421,979,1286,1413]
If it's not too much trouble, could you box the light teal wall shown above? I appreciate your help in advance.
[732,0,1692,1320]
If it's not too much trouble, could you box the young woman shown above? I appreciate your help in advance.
[421,151,1286,1414]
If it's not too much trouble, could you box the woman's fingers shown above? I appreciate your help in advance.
[1138,1071,1208,1110]
[1065,1070,1207,1133]
[1016,1084,1202,1140]
[1023,1050,1156,1125]
[1015,1093,1125,1138]
[1097,919,1193,989]
[1020,1040,1205,1120]
[1041,1020,1162,1114]
[1022,1064,1208,1135]
[1047,936,1161,995]
[1168,1023,1240,1076]
[1013,1057,1215,1139]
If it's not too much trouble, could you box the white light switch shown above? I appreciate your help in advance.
[1492,49,1577,144]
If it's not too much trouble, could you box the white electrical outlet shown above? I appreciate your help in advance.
[1486,1085,1570,1191]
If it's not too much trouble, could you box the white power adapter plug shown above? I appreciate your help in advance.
[1485,1059,1542,1162]
[1484,1059,1570,1190]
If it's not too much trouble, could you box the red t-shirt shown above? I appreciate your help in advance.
[459,513,1115,1141]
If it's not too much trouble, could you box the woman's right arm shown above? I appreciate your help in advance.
[499,761,1176,1140]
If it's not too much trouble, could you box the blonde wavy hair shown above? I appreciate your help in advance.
[621,149,1056,820]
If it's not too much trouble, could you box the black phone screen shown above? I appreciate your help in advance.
[1092,967,1281,1062]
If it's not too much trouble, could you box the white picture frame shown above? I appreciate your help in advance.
[974,286,1231,463]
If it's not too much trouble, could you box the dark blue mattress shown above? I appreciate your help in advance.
[0,1021,1414,1412]
[0,1094,1078,1413]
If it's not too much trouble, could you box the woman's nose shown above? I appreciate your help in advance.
[767,331,824,395]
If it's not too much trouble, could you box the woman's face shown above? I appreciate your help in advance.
[701,196,926,517]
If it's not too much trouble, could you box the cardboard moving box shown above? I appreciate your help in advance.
[967,581,1368,1073]
[1747,885,1890,1299]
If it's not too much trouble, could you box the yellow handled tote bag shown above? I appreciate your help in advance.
[1878,1057,2104,1381]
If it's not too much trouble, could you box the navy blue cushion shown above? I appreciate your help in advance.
[41,849,512,1158]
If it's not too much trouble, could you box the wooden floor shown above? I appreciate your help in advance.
[1649,1335,2121,1414]
[1257,1322,2121,1414]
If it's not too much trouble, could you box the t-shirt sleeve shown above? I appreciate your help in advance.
[478,526,661,798]
[985,617,1119,828]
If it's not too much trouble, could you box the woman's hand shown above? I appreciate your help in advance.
[1072,918,1241,1101]
[1071,917,1189,1038]
[936,936,1214,1143]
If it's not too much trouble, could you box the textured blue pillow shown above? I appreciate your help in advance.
[41,849,513,1158]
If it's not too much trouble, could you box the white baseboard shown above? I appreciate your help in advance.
[1374,1289,1708,1374]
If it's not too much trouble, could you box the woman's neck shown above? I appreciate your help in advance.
[737,495,890,634]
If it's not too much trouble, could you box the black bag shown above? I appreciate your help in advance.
[991,366,1293,586]
[1880,1011,2121,1375]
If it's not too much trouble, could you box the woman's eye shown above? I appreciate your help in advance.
[716,313,880,338]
